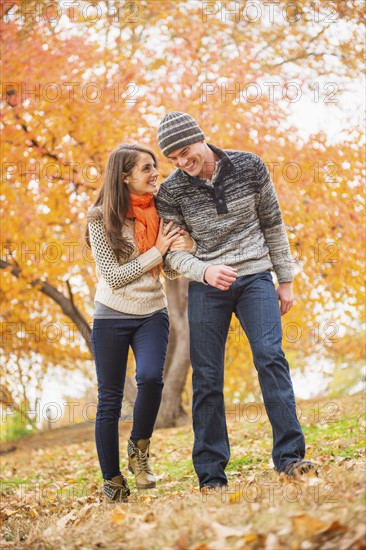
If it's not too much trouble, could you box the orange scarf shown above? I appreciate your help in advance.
[127,193,160,276]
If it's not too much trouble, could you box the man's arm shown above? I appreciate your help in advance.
[255,155,294,284]
[155,184,209,282]
[156,183,238,290]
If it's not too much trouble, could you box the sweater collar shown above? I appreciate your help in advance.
[184,143,234,188]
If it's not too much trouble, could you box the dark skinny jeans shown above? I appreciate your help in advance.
[91,310,169,480]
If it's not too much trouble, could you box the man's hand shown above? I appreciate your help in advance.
[277,282,294,316]
[204,265,238,291]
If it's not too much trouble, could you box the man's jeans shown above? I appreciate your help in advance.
[188,271,306,488]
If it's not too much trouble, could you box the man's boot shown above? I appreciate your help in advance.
[103,473,130,503]
[128,439,156,489]
[283,459,318,478]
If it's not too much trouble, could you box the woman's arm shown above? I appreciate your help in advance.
[162,264,181,280]
[88,219,162,290]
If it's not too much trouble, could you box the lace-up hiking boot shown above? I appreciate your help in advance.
[283,459,318,478]
[201,483,228,494]
[128,439,156,489]
[103,474,130,504]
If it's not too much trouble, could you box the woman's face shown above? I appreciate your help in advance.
[125,153,159,195]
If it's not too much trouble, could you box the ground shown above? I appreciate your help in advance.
[1,394,365,549]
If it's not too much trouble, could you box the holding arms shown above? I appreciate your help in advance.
[88,212,193,290]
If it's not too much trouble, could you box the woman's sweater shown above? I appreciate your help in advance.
[88,206,178,315]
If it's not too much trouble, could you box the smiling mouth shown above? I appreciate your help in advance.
[185,161,195,170]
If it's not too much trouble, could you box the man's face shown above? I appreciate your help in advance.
[166,140,211,178]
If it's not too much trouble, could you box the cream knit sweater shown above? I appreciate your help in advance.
[88,206,179,315]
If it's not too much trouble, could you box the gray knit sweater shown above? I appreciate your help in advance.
[155,144,293,284]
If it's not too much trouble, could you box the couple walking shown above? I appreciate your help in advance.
[86,112,315,503]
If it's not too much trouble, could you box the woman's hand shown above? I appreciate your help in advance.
[155,219,181,256]
[169,229,194,252]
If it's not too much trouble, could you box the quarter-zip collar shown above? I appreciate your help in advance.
[184,143,234,214]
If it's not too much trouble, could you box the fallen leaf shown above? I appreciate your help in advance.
[28,508,39,518]
[211,521,248,538]
[244,533,259,543]
[229,489,241,504]
[55,510,77,530]
[138,495,156,503]
[338,524,366,550]
[143,511,155,523]
[291,514,328,538]
[291,514,348,539]
[321,520,348,536]
[174,533,190,549]
[265,532,280,550]
[110,507,126,525]
[74,503,98,526]
[1,509,20,518]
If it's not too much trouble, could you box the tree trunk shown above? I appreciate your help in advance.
[1,261,191,427]
[155,277,190,428]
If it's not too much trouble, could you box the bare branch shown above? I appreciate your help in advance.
[267,51,342,68]
[0,259,92,352]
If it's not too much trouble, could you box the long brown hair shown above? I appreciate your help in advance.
[85,143,158,259]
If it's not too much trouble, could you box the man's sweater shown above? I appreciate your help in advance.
[88,206,178,315]
[155,143,293,284]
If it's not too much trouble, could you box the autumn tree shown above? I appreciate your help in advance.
[1,0,364,427]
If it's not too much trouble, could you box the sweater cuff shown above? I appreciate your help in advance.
[278,277,294,284]
[276,270,294,284]
[196,263,209,284]
[137,246,163,273]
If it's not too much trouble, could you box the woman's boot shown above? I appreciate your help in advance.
[103,473,130,503]
[128,439,156,489]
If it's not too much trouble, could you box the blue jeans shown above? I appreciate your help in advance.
[91,311,169,480]
[188,271,306,487]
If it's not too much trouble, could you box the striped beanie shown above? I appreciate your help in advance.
[157,112,205,157]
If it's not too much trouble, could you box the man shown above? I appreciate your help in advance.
[155,111,315,490]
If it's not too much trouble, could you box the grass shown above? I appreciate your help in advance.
[0,394,365,549]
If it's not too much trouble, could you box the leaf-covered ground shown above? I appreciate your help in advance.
[1,395,365,549]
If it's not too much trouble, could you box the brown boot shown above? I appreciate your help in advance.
[128,439,156,489]
[103,473,130,503]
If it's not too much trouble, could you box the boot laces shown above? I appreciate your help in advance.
[137,448,150,472]
[104,477,129,501]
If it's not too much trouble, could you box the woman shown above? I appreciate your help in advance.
[85,143,194,503]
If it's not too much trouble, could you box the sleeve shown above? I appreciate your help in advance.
[155,184,209,282]
[255,155,294,283]
[162,263,181,280]
[88,219,162,290]
[161,235,198,280]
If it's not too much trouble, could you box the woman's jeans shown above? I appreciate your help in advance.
[91,310,169,480]
[188,271,306,488]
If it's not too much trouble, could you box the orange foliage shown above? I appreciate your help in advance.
[1,1,364,404]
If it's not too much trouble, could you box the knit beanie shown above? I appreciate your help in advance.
[157,112,205,156]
